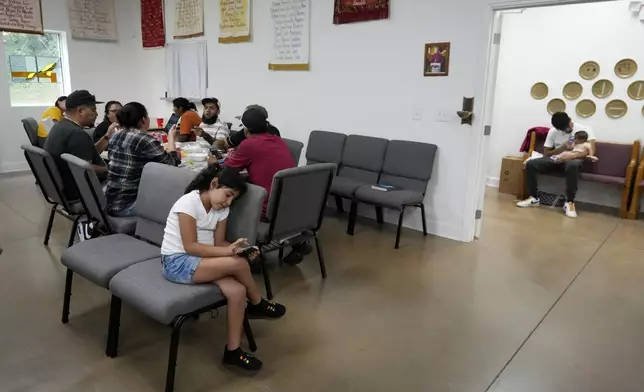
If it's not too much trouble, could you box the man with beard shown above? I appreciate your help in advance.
[192,97,230,143]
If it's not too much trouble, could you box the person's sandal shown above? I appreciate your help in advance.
[247,298,286,319]
[222,346,263,372]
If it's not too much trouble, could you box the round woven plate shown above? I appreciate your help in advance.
[615,59,638,79]
[547,98,566,115]
[530,82,549,99]
[576,99,596,118]
[627,81,644,100]
[579,61,600,80]
[605,100,628,119]
[563,81,583,100]
[592,79,614,98]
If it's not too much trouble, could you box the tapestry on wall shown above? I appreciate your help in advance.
[68,0,118,41]
[269,0,310,71]
[219,0,251,43]
[174,0,204,39]
[141,0,165,48]
[333,0,389,25]
[0,0,43,34]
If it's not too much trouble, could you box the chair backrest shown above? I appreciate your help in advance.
[22,118,39,146]
[265,163,337,240]
[227,183,266,245]
[21,144,68,207]
[338,135,388,184]
[60,153,110,229]
[283,138,304,165]
[582,141,637,178]
[305,130,347,168]
[379,140,438,194]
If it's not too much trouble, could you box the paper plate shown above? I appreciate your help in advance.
[615,59,638,78]
[592,79,614,98]
[576,99,596,118]
[605,100,628,119]
[530,82,549,99]
[579,61,600,80]
[547,98,566,115]
[563,81,583,100]
[627,80,644,100]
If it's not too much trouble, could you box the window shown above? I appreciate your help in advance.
[3,31,69,107]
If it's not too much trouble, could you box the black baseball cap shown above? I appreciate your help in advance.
[201,97,220,107]
[66,90,103,109]
[241,108,268,134]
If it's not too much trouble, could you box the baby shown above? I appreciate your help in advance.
[553,131,598,162]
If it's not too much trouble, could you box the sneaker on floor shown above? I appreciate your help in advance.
[222,346,262,372]
[516,196,540,208]
[564,202,578,218]
[247,298,286,319]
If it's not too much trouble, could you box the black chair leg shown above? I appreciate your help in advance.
[260,249,273,300]
[395,206,406,249]
[375,206,384,225]
[165,315,189,392]
[420,204,427,236]
[61,268,73,324]
[243,314,257,352]
[44,206,56,245]
[106,296,122,358]
[314,235,327,279]
[278,247,284,263]
[347,200,358,235]
[334,195,345,213]
[67,216,81,248]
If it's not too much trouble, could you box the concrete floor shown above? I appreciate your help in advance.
[1,174,644,392]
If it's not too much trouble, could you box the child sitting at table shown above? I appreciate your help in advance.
[160,164,285,372]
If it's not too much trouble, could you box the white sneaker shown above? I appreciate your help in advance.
[516,197,540,208]
[564,202,577,218]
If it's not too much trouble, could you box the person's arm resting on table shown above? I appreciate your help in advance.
[224,142,251,174]
[178,213,244,257]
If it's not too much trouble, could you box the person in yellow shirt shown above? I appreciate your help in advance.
[37,96,67,147]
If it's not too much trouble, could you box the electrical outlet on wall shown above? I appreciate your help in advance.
[412,107,422,121]
[435,110,450,123]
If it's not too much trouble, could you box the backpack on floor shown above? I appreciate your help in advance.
[537,191,565,208]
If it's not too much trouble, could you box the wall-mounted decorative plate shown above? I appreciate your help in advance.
[615,59,638,78]
[531,82,549,99]
[627,81,644,100]
[576,99,596,118]
[592,79,614,98]
[606,100,628,118]
[563,82,583,100]
[579,61,600,80]
[547,98,566,115]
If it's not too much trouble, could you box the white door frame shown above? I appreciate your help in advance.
[464,0,619,241]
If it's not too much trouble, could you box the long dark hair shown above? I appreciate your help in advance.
[173,98,196,113]
[104,100,122,123]
[54,96,67,110]
[185,164,247,196]
[116,102,148,129]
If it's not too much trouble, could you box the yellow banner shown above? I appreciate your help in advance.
[219,0,250,43]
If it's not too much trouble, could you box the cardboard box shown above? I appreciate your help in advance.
[498,156,524,196]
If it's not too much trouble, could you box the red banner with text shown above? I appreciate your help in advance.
[333,0,389,25]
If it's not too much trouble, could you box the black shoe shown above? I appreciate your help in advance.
[283,250,304,265]
[247,298,286,319]
[294,241,313,255]
[222,346,262,372]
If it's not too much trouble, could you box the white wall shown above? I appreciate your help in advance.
[487,1,644,186]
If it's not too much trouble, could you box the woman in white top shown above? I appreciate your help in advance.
[160,164,285,372]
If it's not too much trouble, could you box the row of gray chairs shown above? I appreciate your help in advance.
[305,131,438,249]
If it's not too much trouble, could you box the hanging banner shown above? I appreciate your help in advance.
[268,0,309,71]
[0,0,43,34]
[141,0,165,48]
[333,0,389,25]
[174,0,204,39]
[218,0,250,43]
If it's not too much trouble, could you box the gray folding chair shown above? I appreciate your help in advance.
[349,140,438,248]
[305,130,347,167]
[256,163,337,299]
[22,117,40,147]
[21,144,84,247]
[61,153,137,235]
[283,138,304,165]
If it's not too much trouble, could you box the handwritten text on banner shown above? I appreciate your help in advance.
[219,0,250,42]
[0,0,43,34]
[68,0,118,41]
[269,0,309,69]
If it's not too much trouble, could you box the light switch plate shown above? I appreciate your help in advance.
[435,110,450,123]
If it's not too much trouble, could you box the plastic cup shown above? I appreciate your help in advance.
[156,118,164,128]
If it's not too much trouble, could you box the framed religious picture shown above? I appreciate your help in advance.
[424,42,450,77]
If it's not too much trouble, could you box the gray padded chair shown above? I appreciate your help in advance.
[283,138,304,165]
[22,117,40,146]
[256,163,337,299]
[349,140,438,249]
[305,130,347,167]
[61,154,137,235]
[330,135,388,213]
[107,164,261,392]
[22,144,84,247]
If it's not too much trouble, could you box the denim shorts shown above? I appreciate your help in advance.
[161,253,201,284]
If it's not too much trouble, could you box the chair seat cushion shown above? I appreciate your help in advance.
[330,176,365,198]
[61,234,160,288]
[109,258,226,325]
[354,185,424,208]
[108,216,138,234]
[580,173,626,185]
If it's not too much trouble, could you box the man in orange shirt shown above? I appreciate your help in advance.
[173,97,201,142]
